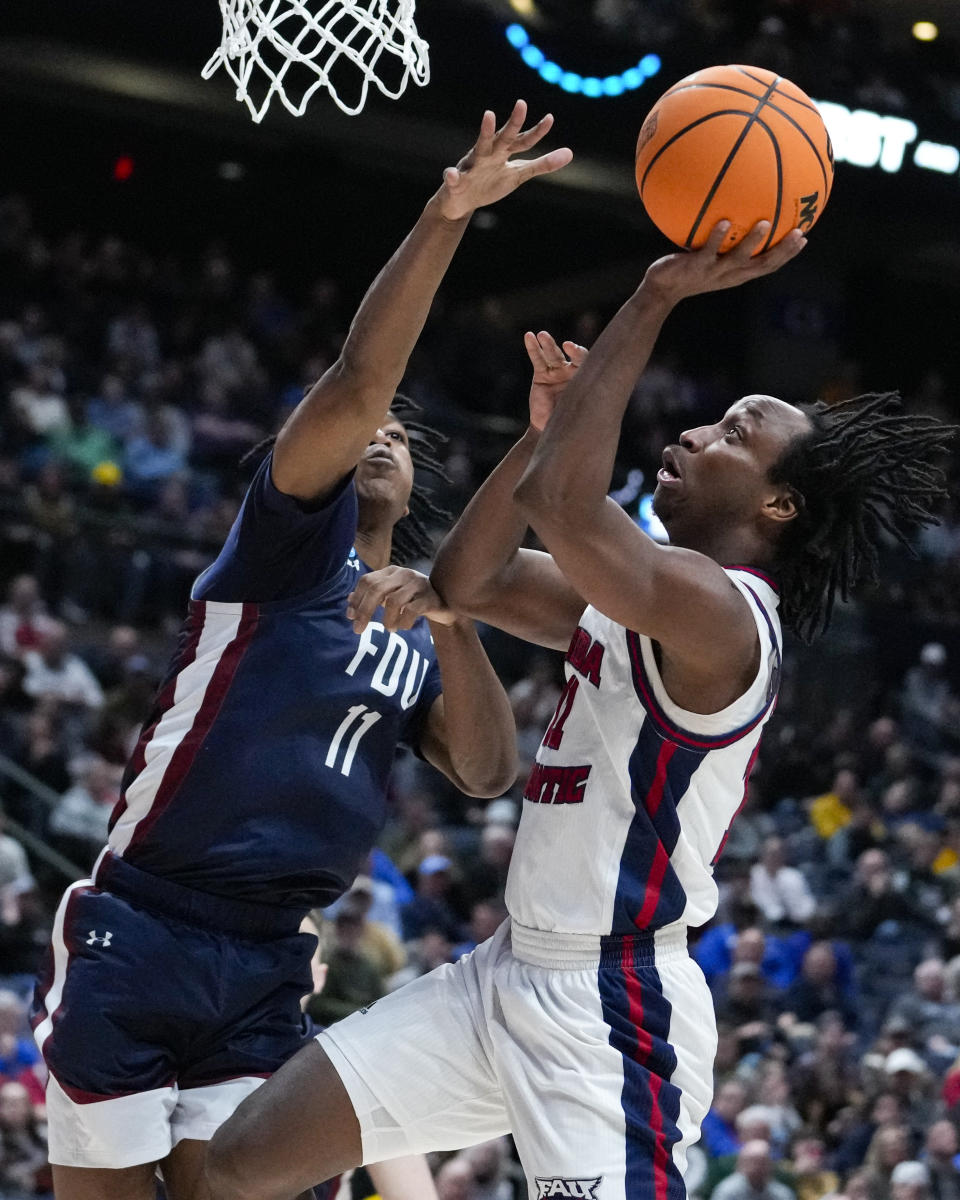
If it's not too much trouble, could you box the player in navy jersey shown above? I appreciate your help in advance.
[201,219,953,1200]
[32,101,572,1200]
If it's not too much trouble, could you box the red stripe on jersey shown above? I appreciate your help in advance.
[635,841,670,929]
[110,605,205,830]
[126,603,260,852]
[645,740,676,818]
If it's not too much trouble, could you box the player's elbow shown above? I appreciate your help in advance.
[458,759,519,799]
[514,470,573,515]
[514,473,591,530]
[336,339,402,399]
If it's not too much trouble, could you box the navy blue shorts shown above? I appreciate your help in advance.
[32,853,315,1169]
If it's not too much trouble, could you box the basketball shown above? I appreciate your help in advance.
[635,64,834,253]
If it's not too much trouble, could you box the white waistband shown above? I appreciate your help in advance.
[508,920,688,969]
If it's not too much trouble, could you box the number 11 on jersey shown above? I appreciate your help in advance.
[326,704,382,776]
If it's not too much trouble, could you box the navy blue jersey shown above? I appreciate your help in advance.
[106,455,442,910]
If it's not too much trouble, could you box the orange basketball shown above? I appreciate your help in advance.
[635,64,834,253]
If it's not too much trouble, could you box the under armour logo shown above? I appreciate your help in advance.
[86,930,113,948]
[535,1179,602,1199]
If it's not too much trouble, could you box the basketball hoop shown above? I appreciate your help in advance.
[202,0,430,123]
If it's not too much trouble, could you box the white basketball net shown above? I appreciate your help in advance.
[202,0,430,123]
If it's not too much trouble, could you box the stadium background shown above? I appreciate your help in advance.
[0,0,959,1196]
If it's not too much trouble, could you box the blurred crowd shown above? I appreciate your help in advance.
[0,183,958,1199]
[584,0,960,127]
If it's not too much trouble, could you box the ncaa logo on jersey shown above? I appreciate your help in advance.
[534,1178,602,1199]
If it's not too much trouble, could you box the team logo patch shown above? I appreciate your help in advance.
[535,1178,602,1199]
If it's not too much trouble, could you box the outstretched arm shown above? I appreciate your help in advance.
[272,101,572,504]
[429,333,589,651]
[515,223,806,688]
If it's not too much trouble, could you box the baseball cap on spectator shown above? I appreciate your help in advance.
[885,1048,926,1075]
[891,1163,930,1187]
[419,855,452,876]
[485,799,519,827]
[883,1015,912,1038]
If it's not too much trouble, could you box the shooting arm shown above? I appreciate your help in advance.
[430,431,585,651]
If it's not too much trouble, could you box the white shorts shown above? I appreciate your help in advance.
[45,1073,266,1170]
[320,919,716,1200]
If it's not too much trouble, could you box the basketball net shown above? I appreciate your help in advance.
[202,0,430,122]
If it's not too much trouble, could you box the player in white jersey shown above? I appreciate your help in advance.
[201,223,954,1200]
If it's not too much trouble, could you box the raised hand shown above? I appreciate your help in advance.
[642,220,807,307]
[346,566,457,634]
[437,100,573,222]
[524,331,588,432]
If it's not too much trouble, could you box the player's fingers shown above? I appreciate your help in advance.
[474,109,497,157]
[523,330,548,369]
[562,341,589,365]
[496,99,528,143]
[442,166,462,188]
[511,112,554,152]
[512,147,574,183]
[536,331,566,365]
[749,227,806,273]
[703,220,731,255]
[347,580,388,631]
[733,221,771,260]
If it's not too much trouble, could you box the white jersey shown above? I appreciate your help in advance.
[506,567,782,937]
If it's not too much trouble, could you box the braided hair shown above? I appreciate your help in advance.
[240,392,451,566]
[769,391,956,643]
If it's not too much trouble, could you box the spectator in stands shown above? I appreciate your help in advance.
[454,897,508,959]
[750,836,817,927]
[808,768,862,841]
[702,1079,751,1159]
[922,1121,960,1200]
[842,849,935,941]
[883,1050,939,1140]
[712,1140,796,1200]
[328,876,406,980]
[305,902,384,1027]
[865,1125,915,1200]
[21,623,103,712]
[783,942,858,1030]
[459,822,515,912]
[435,1156,479,1200]
[122,408,187,502]
[901,643,959,759]
[388,928,456,991]
[832,1093,907,1176]
[890,1162,933,1200]
[0,1078,50,1198]
[85,373,143,443]
[0,816,32,904]
[461,1138,514,1200]
[790,1135,839,1200]
[400,855,462,942]
[46,754,119,870]
[887,961,960,1065]
[0,577,56,660]
[790,1012,861,1130]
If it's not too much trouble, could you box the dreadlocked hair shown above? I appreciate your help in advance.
[239,392,452,567]
[769,390,956,644]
